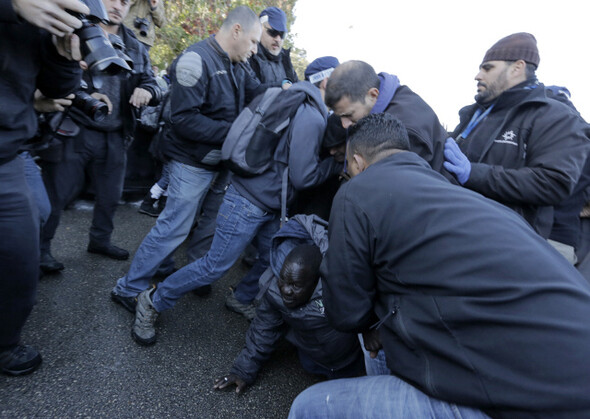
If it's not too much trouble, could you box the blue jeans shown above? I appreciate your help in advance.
[114,160,215,297]
[0,157,39,347]
[288,375,491,419]
[358,333,391,376]
[152,184,279,312]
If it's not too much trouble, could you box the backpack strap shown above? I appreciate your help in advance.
[280,166,289,227]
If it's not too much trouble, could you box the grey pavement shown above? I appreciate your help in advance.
[0,200,320,418]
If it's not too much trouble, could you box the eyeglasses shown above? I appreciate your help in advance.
[266,27,285,39]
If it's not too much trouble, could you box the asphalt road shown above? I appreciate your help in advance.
[0,199,320,418]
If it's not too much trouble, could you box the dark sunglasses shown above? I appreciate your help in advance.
[266,27,285,39]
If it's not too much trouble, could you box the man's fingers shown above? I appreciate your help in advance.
[57,0,90,17]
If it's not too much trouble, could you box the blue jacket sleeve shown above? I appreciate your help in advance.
[288,104,341,190]
[229,292,287,385]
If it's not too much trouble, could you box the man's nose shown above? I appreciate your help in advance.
[341,118,353,129]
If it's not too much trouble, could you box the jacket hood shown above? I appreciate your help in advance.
[265,214,329,300]
[289,81,328,120]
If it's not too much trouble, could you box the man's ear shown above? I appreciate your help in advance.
[366,87,379,107]
[232,23,242,39]
[354,153,367,172]
[511,59,526,78]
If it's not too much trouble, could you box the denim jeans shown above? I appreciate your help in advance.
[0,157,39,347]
[358,333,391,376]
[288,375,491,419]
[114,160,215,297]
[151,184,279,312]
[186,168,231,262]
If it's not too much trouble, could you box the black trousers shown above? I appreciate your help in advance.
[0,157,39,348]
[41,126,126,252]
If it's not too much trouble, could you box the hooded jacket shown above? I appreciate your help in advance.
[123,0,166,47]
[230,214,362,385]
[231,81,341,212]
[374,73,455,183]
[324,151,590,418]
[451,81,590,238]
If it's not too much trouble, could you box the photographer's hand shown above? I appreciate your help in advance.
[52,33,83,61]
[33,89,74,113]
[150,0,159,10]
[213,374,247,394]
[11,0,90,37]
[90,93,113,114]
[129,88,153,108]
[362,328,383,359]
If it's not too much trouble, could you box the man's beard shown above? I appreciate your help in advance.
[475,68,509,104]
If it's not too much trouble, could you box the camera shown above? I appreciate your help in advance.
[134,17,150,37]
[68,0,131,75]
[72,91,108,122]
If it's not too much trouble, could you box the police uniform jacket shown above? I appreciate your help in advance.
[0,1,82,164]
[324,151,590,418]
[230,215,361,385]
[451,81,590,237]
[163,36,262,170]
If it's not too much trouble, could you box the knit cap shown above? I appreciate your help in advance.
[482,32,540,68]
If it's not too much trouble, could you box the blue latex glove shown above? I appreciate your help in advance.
[443,137,471,185]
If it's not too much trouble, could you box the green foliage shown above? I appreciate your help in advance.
[149,0,307,78]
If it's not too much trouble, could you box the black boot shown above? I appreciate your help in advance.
[138,193,160,217]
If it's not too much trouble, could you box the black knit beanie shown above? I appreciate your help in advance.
[482,32,540,68]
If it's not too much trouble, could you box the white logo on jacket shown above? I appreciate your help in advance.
[494,130,518,146]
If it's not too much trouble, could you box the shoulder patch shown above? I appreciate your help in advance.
[176,51,203,87]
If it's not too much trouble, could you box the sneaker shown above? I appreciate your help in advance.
[225,290,257,321]
[110,290,137,313]
[40,251,65,274]
[0,344,42,376]
[132,288,159,346]
[138,194,161,217]
[87,242,129,260]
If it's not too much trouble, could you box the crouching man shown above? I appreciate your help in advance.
[289,113,590,419]
[213,215,364,393]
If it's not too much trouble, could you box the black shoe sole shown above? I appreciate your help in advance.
[138,208,161,217]
[131,330,156,346]
[87,247,129,260]
[1,355,42,376]
[40,264,65,274]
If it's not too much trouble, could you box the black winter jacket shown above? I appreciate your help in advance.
[230,215,361,385]
[382,84,455,183]
[163,36,263,170]
[324,152,590,418]
[0,1,82,164]
[248,44,298,85]
[452,82,590,237]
